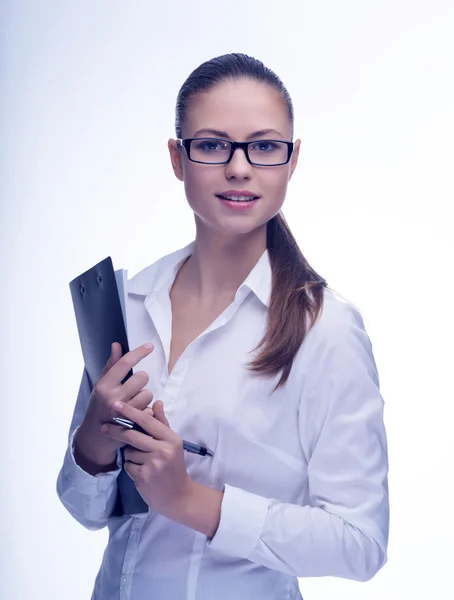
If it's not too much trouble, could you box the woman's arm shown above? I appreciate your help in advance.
[182,302,389,582]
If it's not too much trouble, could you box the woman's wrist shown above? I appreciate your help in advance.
[73,428,118,475]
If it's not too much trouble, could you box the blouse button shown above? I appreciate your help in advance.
[132,519,140,531]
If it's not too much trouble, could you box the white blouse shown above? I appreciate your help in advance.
[57,240,389,600]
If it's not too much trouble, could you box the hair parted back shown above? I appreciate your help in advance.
[175,52,328,392]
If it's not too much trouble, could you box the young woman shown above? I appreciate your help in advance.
[57,53,389,600]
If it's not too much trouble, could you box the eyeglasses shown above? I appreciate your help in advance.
[176,137,294,166]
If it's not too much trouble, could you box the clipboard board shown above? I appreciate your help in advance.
[69,257,148,516]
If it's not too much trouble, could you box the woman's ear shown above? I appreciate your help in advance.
[289,138,301,181]
[168,139,184,181]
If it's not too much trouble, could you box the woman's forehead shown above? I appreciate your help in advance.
[185,79,291,138]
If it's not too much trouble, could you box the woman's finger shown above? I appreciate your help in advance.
[123,461,139,483]
[111,401,173,441]
[102,344,154,390]
[101,423,160,452]
[124,446,146,465]
[128,388,154,412]
[98,342,123,380]
[152,401,170,427]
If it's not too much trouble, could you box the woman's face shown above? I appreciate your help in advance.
[168,77,301,238]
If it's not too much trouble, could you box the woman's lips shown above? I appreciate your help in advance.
[216,194,259,201]
[217,189,260,198]
[216,195,259,210]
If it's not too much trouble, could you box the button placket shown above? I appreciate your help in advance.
[162,343,195,404]
[119,518,145,598]
[159,292,250,427]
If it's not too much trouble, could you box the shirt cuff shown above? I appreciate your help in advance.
[63,426,122,495]
[207,483,270,559]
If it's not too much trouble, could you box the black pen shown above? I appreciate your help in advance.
[112,417,214,457]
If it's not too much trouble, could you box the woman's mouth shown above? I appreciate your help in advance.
[216,194,260,210]
[215,194,260,203]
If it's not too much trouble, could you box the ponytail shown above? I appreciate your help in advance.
[246,212,328,392]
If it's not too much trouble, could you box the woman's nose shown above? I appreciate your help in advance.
[224,147,253,178]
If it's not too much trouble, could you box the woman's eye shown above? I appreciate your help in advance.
[250,141,276,152]
[198,140,226,152]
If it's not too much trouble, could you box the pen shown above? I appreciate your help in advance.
[112,417,214,457]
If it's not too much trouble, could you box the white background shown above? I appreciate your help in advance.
[1,1,453,598]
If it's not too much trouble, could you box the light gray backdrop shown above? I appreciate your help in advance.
[1,1,453,599]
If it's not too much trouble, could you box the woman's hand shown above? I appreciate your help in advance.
[74,342,155,472]
[101,400,195,520]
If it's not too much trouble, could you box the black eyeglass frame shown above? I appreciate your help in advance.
[176,137,294,166]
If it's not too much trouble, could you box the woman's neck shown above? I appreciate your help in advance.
[174,225,267,306]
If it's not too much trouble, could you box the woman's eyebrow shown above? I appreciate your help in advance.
[192,128,284,140]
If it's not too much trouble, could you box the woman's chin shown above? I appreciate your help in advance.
[213,217,268,237]
[193,207,272,237]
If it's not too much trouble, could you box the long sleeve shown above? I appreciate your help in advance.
[56,367,122,530]
[207,301,389,582]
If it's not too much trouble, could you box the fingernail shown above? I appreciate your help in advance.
[113,400,123,410]
[144,343,154,350]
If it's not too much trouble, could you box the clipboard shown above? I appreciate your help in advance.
[69,257,149,516]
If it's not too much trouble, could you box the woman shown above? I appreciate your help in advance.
[57,53,389,600]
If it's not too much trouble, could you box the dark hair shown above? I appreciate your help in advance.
[175,53,328,392]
